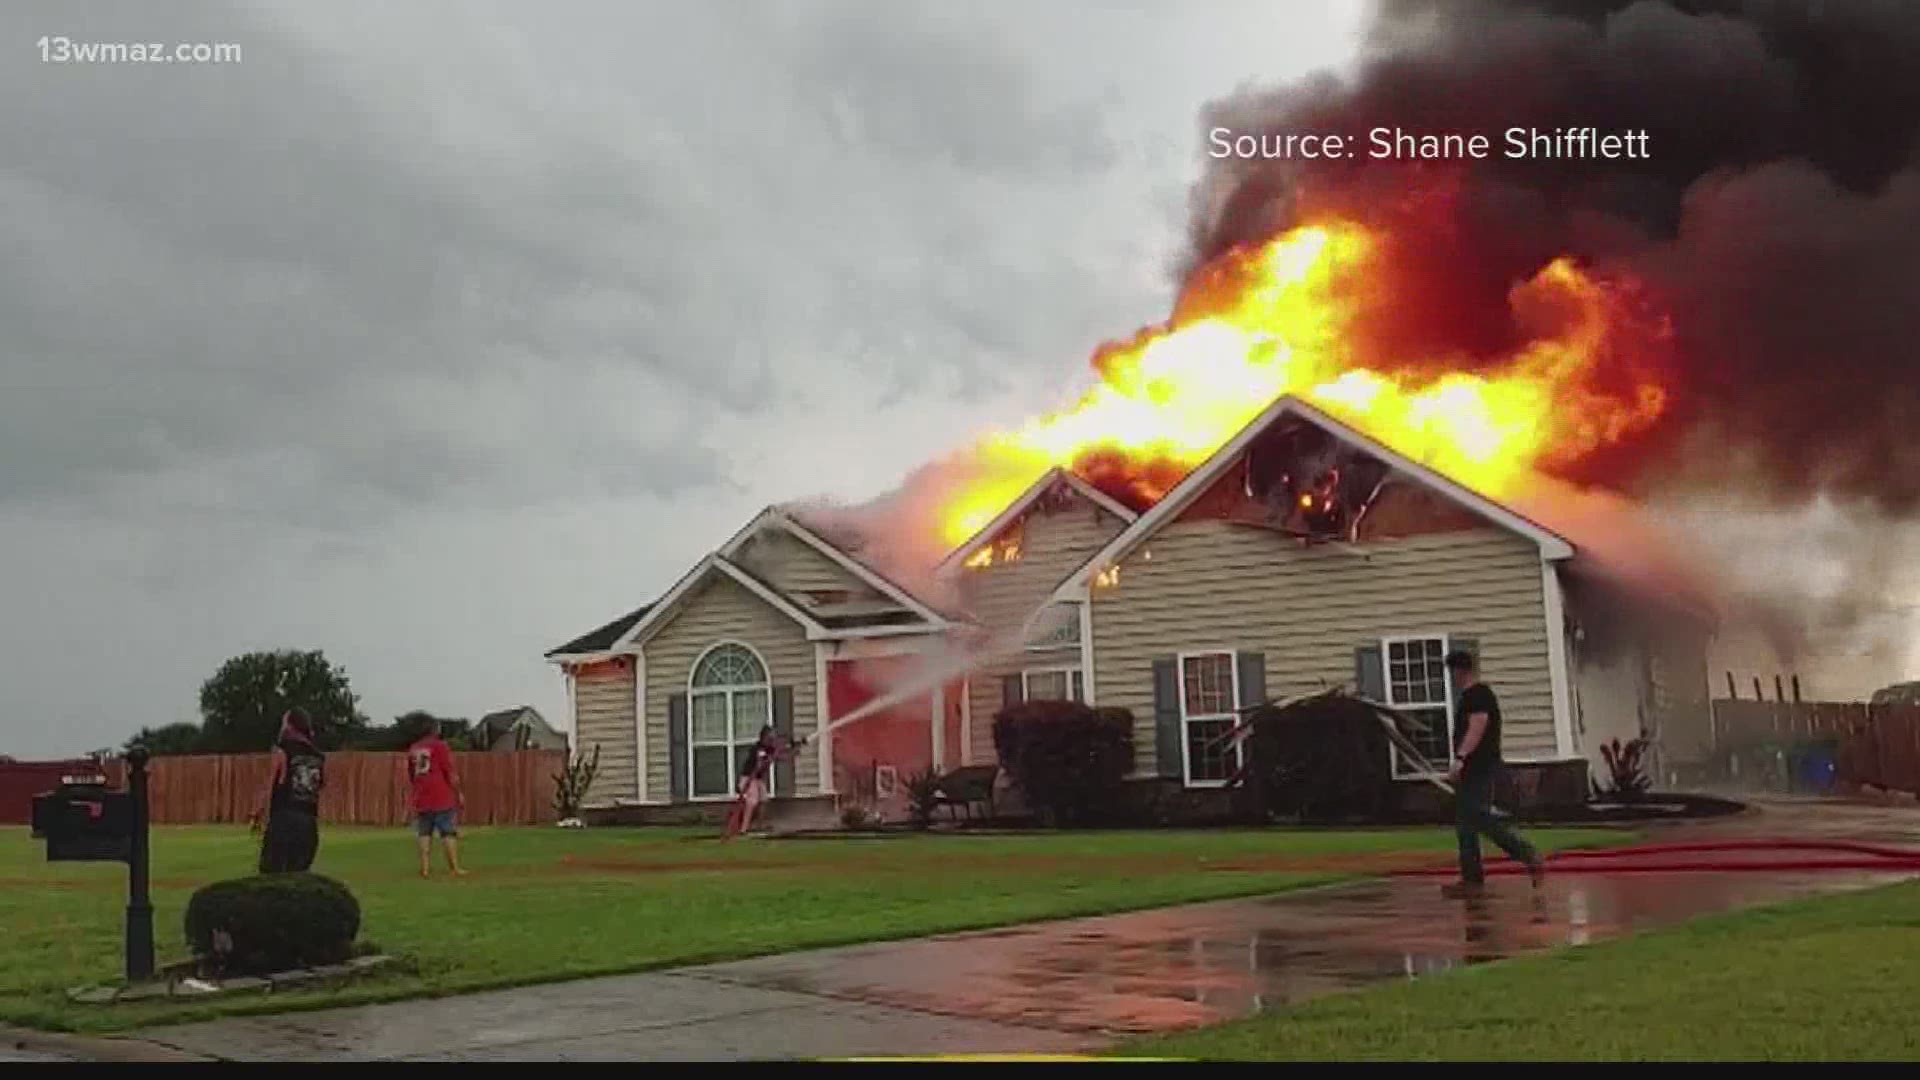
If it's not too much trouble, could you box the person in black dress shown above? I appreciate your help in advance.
[252,708,326,873]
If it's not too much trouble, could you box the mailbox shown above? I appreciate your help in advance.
[31,774,134,862]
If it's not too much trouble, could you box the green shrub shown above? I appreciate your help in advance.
[1240,691,1401,823]
[992,701,1134,827]
[185,872,361,976]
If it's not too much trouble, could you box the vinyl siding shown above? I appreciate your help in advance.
[731,529,875,601]
[574,664,636,807]
[1091,518,1558,774]
[957,492,1128,765]
[643,575,820,798]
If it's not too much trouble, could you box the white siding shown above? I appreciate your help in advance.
[731,529,874,600]
[643,575,820,797]
[1091,518,1558,772]
[574,663,637,807]
[957,491,1129,764]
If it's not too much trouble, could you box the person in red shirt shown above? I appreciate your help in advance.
[402,718,467,877]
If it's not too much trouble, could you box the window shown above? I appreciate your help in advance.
[1384,636,1452,777]
[689,643,773,799]
[1021,667,1085,703]
[1179,651,1240,786]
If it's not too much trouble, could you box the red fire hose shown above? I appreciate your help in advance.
[1393,837,1920,877]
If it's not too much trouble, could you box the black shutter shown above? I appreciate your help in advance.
[1152,657,1182,780]
[1001,674,1024,710]
[668,693,689,802]
[1237,652,1267,711]
[772,686,795,797]
[1354,644,1385,701]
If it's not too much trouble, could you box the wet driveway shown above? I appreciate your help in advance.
[132,800,1920,1060]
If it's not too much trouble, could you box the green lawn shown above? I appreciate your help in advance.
[1,822,1615,1033]
[1125,878,1920,1061]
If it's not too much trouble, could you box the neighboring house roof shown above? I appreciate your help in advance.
[477,706,531,732]
[546,604,654,659]
[1051,394,1576,603]
[474,706,566,750]
[935,466,1139,575]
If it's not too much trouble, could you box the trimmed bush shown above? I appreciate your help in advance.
[1240,691,1402,823]
[185,872,361,976]
[992,701,1134,827]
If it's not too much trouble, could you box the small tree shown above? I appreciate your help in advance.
[554,743,601,821]
[993,702,1134,827]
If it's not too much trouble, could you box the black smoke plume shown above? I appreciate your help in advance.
[1187,0,1920,682]
[1190,0,1920,510]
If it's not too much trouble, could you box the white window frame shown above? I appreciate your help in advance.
[687,640,775,801]
[1381,633,1454,780]
[1177,649,1241,788]
[1020,665,1085,703]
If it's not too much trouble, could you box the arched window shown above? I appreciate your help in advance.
[688,643,772,799]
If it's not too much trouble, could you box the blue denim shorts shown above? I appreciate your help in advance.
[414,809,459,837]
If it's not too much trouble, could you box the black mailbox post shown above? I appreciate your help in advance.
[32,748,155,981]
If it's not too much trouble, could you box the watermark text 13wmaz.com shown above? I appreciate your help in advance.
[39,36,242,64]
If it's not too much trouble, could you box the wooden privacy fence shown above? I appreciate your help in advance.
[1710,699,1920,797]
[133,750,566,826]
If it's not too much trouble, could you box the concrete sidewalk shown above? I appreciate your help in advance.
[92,800,1920,1060]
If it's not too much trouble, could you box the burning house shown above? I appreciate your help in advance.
[545,0,1920,820]
[547,388,1716,820]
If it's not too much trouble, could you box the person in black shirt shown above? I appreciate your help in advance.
[1443,649,1543,897]
[252,708,326,873]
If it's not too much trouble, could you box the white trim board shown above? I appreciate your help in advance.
[935,466,1139,576]
[1541,561,1578,759]
[1052,394,1575,603]
[814,641,833,795]
[633,649,648,803]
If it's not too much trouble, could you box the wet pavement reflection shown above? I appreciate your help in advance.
[689,868,1909,1035]
[137,799,1920,1058]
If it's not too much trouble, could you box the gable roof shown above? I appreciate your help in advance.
[604,554,831,652]
[935,466,1139,575]
[1050,394,1575,602]
[546,506,966,667]
[546,604,654,659]
[720,507,953,629]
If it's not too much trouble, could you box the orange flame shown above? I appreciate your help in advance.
[940,219,1670,546]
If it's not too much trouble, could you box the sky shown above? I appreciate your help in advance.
[1,0,1373,757]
